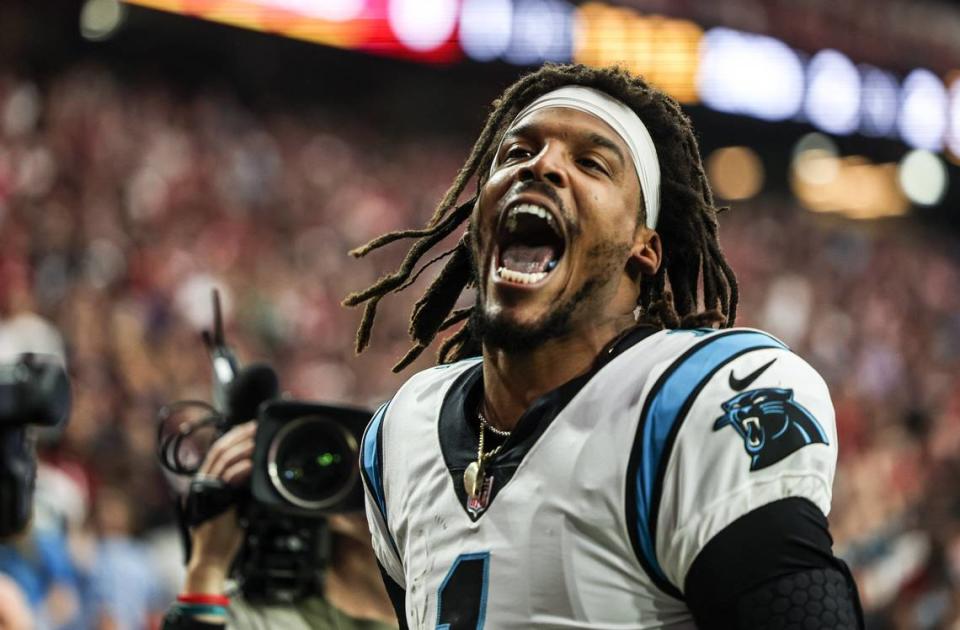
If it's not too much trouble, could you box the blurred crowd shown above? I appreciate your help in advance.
[0,65,959,629]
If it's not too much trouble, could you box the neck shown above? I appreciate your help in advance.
[481,312,636,432]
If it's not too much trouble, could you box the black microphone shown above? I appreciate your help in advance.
[224,363,279,427]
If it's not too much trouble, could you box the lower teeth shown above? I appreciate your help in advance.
[498,267,548,284]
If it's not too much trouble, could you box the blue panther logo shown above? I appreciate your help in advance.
[713,388,828,471]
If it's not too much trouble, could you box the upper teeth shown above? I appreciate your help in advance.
[506,203,556,231]
[742,417,761,445]
[497,268,548,284]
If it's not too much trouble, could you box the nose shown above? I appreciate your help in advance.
[518,143,567,188]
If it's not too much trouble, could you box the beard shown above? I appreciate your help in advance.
[471,278,600,353]
[472,240,632,354]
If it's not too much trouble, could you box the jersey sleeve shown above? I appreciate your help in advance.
[685,497,864,629]
[626,330,838,596]
[359,401,405,589]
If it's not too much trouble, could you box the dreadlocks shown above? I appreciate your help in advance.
[343,64,738,372]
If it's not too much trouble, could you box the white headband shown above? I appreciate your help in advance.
[491,85,661,229]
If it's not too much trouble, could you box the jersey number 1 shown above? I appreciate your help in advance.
[436,552,490,630]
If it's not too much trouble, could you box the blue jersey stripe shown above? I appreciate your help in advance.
[634,330,788,588]
[361,401,390,521]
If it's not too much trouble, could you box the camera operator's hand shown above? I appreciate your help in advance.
[184,421,257,595]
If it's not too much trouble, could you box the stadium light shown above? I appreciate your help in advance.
[647,18,702,105]
[388,0,459,53]
[698,28,805,121]
[504,0,574,65]
[805,50,860,135]
[792,151,909,219]
[706,147,764,200]
[897,69,948,151]
[573,4,701,104]
[898,149,948,206]
[947,77,960,158]
[80,0,126,41]
[460,0,513,62]
[573,2,630,69]
[859,66,900,138]
[792,133,840,187]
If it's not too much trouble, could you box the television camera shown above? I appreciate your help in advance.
[0,354,70,538]
[157,291,371,602]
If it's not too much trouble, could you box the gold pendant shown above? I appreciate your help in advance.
[463,460,483,499]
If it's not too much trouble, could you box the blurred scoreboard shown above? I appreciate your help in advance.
[119,0,697,79]
[122,0,462,62]
[122,0,960,158]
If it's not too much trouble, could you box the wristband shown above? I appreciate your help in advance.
[177,594,231,606]
[175,603,228,618]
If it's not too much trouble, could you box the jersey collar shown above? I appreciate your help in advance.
[438,325,661,520]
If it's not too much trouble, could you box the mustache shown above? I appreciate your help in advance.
[505,180,566,216]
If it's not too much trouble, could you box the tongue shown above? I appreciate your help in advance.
[501,244,557,274]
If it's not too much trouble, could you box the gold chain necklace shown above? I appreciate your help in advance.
[463,410,511,500]
[484,419,512,438]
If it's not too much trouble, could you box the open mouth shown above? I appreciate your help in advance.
[494,203,566,286]
[741,417,762,448]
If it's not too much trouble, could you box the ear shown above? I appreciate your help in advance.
[629,228,661,277]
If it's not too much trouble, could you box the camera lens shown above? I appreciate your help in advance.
[267,416,358,510]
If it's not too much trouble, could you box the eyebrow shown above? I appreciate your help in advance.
[586,132,626,170]
[501,122,627,170]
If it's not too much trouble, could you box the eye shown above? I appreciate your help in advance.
[577,156,609,175]
[504,146,532,161]
[753,396,766,404]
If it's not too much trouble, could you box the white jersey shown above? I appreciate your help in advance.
[360,327,838,629]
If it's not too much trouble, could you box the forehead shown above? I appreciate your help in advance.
[505,106,629,154]
[501,106,643,205]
